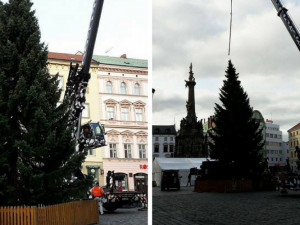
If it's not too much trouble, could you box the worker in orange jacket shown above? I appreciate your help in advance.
[90,182,104,214]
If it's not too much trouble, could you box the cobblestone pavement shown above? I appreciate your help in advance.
[153,186,300,225]
[98,207,148,225]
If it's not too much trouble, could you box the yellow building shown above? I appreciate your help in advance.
[287,122,300,173]
[47,52,106,185]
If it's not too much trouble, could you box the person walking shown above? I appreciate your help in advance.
[90,182,105,215]
[186,173,191,187]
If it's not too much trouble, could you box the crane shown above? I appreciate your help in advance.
[64,0,106,152]
[270,0,300,51]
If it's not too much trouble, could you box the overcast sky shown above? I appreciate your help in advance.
[2,0,148,59]
[152,0,300,141]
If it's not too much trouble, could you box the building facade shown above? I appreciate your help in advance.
[95,54,148,191]
[48,52,148,190]
[265,120,286,167]
[152,125,176,159]
[47,52,106,185]
[287,122,300,173]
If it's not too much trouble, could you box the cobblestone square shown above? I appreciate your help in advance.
[98,207,147,225]
[153,186,300,225]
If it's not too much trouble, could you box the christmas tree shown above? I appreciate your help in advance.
[0,0,92,205]
[209,60,264,179]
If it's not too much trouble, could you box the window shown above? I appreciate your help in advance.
[155,137,158,141]
[135,83,140,95]
[88,148,94,156]
[110,144,117,158]
[135,108,143,121]
[139,144,146,158]
[170,137,174,141]
[107,106,114,120]
[57,76,63,90]
[164,137,167,142]
[121,107,129,121]
[124,144,132,158]
[120,82,126,94]
[163,144,168,152]
[266,133,269,137]
[154,144,159,153]
[87,167,99,182]
[82,103,89,118]
[270,134,273,138]
[106,81,112,93]
[169,144,174,152]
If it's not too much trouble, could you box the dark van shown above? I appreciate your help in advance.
[161,170,180,191]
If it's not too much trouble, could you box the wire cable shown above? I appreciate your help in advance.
[228,0,233,56]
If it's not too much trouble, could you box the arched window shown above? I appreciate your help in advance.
[135,83,140,95]
[106,81,112,93]
[120,82,126,94]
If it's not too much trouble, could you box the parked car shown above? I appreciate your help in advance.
[161,170,180,191]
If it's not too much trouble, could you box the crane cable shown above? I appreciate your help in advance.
[228,0,233,56]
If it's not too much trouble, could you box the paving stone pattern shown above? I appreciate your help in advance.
[153,186,300,225]
[98,207,147,225]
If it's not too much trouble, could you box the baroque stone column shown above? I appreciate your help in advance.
[175,63,207,158]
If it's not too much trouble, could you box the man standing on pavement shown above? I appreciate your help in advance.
[90,182,105,215]
[186,173,191,186]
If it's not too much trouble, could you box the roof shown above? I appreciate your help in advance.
[48,52,98,64]
[153,125,176,135]
[93,55,147,68]
[288,122,300,132]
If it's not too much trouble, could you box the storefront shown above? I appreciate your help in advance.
[134,173,148,193]
[103,158,148,191]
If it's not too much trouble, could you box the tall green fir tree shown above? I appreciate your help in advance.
[209,60,264,179]
[0,0,92,205]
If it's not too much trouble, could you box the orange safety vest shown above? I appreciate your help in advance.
[91,186,104,197]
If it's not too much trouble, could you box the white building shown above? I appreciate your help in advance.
[265,120,286,167]
[152,125,176,159]
[95,54,148,191]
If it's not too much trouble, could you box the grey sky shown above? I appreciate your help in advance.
[2,0,148,59]
[153,0,300,141]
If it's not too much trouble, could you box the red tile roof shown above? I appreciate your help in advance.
[48,52,98,64]
[288,122,300,132]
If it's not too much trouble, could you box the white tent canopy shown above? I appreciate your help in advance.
[153,158,210,187]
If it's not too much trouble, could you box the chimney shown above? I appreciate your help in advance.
[120,54,127,58]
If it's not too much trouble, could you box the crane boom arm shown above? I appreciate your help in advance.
[271,0,300,51]
[64,0,105,151]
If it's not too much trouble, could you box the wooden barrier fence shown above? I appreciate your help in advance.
[0,200,99,225]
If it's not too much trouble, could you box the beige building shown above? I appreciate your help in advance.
[47,52,106,186]
[287,122,300,173]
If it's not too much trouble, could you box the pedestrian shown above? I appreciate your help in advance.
[186,173,191,187]
[90,182,105,215]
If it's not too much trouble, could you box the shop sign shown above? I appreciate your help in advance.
[140,164,148,169]
[135,176,145,178]
[266,119,273,124]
